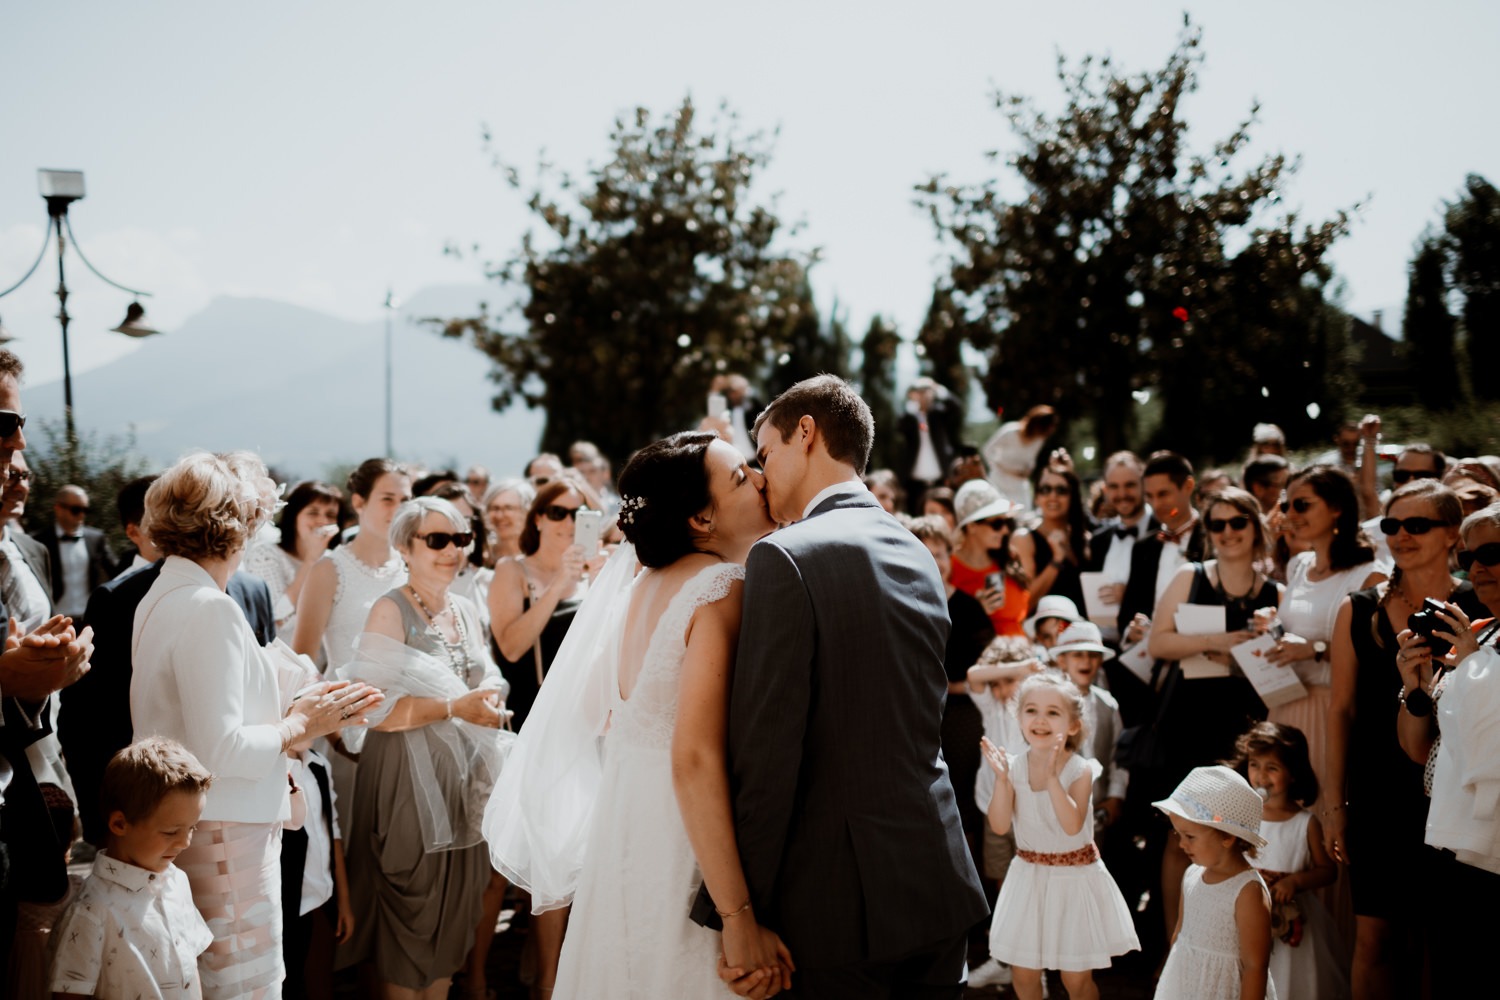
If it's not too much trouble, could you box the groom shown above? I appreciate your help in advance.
[693,375,987,998]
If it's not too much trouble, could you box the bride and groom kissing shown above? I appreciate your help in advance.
[484,375,987,999]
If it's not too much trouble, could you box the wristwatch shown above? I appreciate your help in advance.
[1312,640,1329,662]
[1400,685,1434,718]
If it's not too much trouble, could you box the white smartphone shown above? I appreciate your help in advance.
[707,392,728,419]
[574,508,605,561]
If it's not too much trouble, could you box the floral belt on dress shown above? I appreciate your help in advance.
[1016,843,1099,866]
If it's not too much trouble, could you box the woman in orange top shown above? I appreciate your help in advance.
[951,479,1030,637]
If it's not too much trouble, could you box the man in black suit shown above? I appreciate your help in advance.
[34,484,116,628]
[1086,451,1160,646]
[0,348,93,976]
[694,375,987,999]
[897,377,963,514]
[59,474,275,847]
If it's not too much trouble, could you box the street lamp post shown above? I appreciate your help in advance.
[0,169,159,449]
[384,287,399,459]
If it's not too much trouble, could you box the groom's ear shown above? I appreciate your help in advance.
[797,415,818,455]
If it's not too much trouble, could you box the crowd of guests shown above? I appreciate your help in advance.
[1,347,1496,1000]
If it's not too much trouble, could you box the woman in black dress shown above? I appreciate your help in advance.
[1013,455,1090,612]
[1146,487,1281,943]
[1326,479,1477,1000]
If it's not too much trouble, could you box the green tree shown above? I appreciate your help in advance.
[1448,174,1500,395]
[24,419,148,553]
[916,17,1354,461]
[857,315,902,472]
[767,279,851,393]
[916,285,974,402]
[1402,234,1460,410]
[431,99,814,461]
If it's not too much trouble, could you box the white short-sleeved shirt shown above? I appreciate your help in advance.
[49,852,213,999]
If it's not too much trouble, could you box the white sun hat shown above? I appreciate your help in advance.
[1050,620,1116,661]
[1024,594,1082,637]
[954,479,1020,529]
[1153,765,1268,850]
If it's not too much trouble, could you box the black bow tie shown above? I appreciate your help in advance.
[60,534,82,542]
[1110,525,1135,541]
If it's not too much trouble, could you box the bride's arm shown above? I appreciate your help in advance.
[672,579,793,989]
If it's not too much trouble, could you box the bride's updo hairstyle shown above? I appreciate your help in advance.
[616,431,718,569]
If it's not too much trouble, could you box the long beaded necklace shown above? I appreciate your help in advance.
[407,584,473,681]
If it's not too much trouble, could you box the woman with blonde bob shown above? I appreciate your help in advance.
[132,451,384,1000]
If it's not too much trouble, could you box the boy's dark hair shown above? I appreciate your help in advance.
[753,375,874,475]
[1229,721,1320,807]
[116,474,160,530]
[101,737,213,825]
[1143,451,1194,488]
[1242,454,1289,491]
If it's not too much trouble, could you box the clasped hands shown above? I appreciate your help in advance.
[717,910,795,998]
[0,614,94,702]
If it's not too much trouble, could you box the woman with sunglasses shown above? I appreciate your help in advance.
[950,479,1030,638]
[1389,502,1500,996]
[1012,456,1090,611]
[1262,466,1383,801]
[1325,480,1480,1000]
[338,497,508,999]
[1147,487,1282,943]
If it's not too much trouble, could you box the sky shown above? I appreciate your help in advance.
[1,1,1496,390]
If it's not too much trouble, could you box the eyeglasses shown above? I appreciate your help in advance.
[1379,516,1454,536]
[543,504,584,522]
[1458,542,1500,572]
[1392,469,1440,485]
[978,518,1012,530]
[1034,484,1068,497]
[6,468,30,484]
[1207,516,1252,534]
[0,410,25,438]
[1279,498,1315,515]
[415,531,474,550]
[58,503,88,516]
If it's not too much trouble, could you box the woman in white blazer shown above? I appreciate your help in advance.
[131,451,381,1000]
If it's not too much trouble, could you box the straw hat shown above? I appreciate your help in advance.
[955,480,1019,529]
[1153,765,1267,849]
[1050,620,1115,661]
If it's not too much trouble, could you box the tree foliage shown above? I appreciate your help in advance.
[1402,234,1459,410]
[857,315,903,473]
[916,17,1355,461]
[24,419,148,552]
[431,99,815,461]
[1447,175,1500,396]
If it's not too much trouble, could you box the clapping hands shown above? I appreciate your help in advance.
[0,614,93,701]
[980,736,1010,785]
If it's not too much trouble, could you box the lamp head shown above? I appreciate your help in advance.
[38,169,85,217]
[111,301,159,338]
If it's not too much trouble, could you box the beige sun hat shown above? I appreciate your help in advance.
[1050,620,1116,661]
[955,479,1020,529]
[1153,765,1268,849]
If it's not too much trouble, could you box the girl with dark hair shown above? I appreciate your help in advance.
[1264,464,1384,811]
[241,480,345,642]
[1013,457,1090,611]
[1325,479,1478,1000]
[485,432,793,998]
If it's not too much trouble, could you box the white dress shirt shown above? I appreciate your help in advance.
[54,524,91,618]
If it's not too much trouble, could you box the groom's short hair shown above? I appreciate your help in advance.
[754,374,874,475]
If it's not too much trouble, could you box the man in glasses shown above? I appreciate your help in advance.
[0,347,94,977]
[34,485,117,630]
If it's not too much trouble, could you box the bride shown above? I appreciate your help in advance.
[484,431,794,998]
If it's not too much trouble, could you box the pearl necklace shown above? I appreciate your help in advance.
[407,585,472,681]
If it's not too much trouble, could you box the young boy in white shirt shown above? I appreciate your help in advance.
[49,737,213,1000]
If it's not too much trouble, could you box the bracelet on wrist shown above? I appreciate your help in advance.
[444,698,454,721]
[715,899,752,920]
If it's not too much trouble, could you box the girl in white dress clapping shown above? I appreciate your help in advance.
[980,671,1139,1000]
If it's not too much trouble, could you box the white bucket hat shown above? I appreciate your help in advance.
[1153,765,1267,850]
[1024,594,1081,637]
[954,479,1019,529]
[1050,620,1115,661]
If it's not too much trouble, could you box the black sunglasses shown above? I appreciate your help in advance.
[58,503,88,516]
[0,410,26,438]
[1207,516,1251,534]
[1379,516,1453,537]
[1458,542,1500,572]
[543,504,584,522]
[1034,484,1069,497]
[415,531,474,550]
[979,518,1012,530]
[1393,469,1440,486]
[1279,497,1315,515]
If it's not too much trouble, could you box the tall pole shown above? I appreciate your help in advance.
[52,205,77,461]
[384,287,395,459]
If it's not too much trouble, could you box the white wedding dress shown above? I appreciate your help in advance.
[552,561,743,1000]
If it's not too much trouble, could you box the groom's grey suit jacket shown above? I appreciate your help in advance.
[693,489,987,967]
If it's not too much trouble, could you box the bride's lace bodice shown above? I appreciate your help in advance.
[611,562,743,751]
